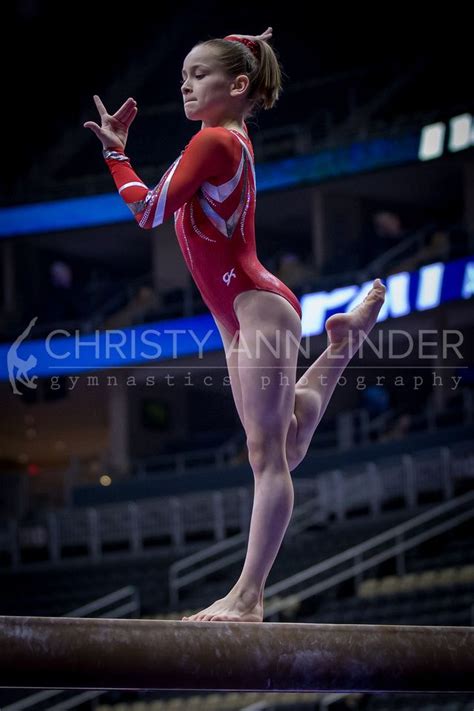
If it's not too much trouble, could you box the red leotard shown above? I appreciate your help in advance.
[103,122,302,339]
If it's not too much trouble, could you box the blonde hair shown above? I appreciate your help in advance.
[195,36,286,121]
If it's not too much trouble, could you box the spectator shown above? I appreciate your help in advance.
[372,210,403,240]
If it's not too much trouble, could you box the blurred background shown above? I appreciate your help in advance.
[0,3,473,710]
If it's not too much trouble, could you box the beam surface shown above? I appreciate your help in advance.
[1,616,473,692]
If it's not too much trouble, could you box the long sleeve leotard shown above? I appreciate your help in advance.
[103,123,302,338]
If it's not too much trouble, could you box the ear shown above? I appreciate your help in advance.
[230,73,250,97]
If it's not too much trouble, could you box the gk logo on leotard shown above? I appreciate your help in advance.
[222,268,236,286]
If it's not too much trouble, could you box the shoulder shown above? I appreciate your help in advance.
[182,128,238,179]
[187,126,235,154]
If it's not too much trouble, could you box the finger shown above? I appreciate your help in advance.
[256,27,272,41]
[113,97,137,119]
[114,106,136,126]
[115,100,137,124]
[83,121,101,137]
[122,105,138,125]
[93,94,108,117]
[116,105,137,129]
[128,107,138,125]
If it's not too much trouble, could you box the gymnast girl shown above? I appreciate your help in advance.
[84,26,386,623]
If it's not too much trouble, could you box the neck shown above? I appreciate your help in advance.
[202,119,246,134]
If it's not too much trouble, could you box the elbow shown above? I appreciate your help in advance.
[134,189,168,229]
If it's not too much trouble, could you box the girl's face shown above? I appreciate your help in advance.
[180,46,248,122]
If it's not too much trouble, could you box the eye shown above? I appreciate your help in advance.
[180,74,205,85]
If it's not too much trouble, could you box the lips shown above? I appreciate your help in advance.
[184,99,196,104]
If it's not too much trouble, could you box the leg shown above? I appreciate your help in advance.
[213,316,246,431]
[213,314,309,472]
[183,290,302,622]
[288,278,387,468]
[212,279,385,472]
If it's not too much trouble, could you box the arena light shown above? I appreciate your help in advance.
[418,122,445,161]
[448,113,473,152]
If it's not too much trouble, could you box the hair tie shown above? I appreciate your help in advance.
[223,35,260,60]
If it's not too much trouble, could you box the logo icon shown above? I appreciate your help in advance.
[222,268,236,286]
[7,317,39,396]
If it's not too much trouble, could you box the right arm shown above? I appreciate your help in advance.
[84,94,234,230]
[102,129,234,229]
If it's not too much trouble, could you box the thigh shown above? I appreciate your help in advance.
[213,315,246,430]
[234,290,302,443]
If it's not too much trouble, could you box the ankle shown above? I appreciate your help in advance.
[231,582,262,606]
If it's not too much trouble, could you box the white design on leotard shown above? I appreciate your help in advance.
[198,132,255,240]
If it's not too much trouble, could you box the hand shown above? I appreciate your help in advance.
[230,26,273,43]
[255,26,273,42]
[83,94,138,151]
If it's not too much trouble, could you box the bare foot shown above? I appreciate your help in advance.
[325,278,386,353]
[182,589,263,623]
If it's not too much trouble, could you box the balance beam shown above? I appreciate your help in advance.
[0,616,473,692]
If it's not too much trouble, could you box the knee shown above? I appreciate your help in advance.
[246,430,287,475]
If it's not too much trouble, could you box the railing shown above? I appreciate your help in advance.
[131,429,245,477]
[1,441,472,573]
[359,223,435,281]
[169,492,326,607]
[14,385,469,517]
[2,586,139,711]
[338,389,473,451]
[167,442,473,605]
[122,389,473,480]
[262,490,474,620]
